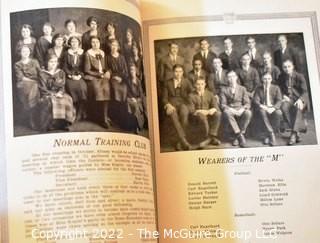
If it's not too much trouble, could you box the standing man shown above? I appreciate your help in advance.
[158,42,185,89]
[162,64,194,150]
[253,72,283,146]
[274,34,299,72]
[220,70,252,147]
[219,37,240,71]
[278,59,309,145]
[258,51,281,83]
[246,36,263,69]
[193,38,217,73]
[188,78,221,148]
[187,58,207,88]
[236,53,260,98]
[207,57,228,96]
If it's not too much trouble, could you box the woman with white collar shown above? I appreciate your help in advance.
[63,36,87,121]
[84,36,111,128]
[38,55,75,131]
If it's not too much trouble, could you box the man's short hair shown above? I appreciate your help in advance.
[199,38,209,44]
[223,37,232,42]
[193,58,203,64]
[168,42,179,47]
[173,63,184,71]
[246,36,255,42]
[278,34,287,41]
[282,59,294,65]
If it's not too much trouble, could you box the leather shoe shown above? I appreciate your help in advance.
[199,138,212,149]
[232,138,239,146]
[296,132,302,143]
[238,134,247,148]
[288,133,296,145]
[263,137,270,145]
[269,132,276,146]
[211,136,221,146]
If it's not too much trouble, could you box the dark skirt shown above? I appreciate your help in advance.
[66,77,88,103]
[87,77,110,101]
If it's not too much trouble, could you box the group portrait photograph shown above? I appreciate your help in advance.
[10,7,148,137]
[154,33,317,152]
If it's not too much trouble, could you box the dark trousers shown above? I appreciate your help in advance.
[258,108,282,134]
[223,109,252,135]
[193,111,221,137]
[167,103,189,141]
[280,101,306,132]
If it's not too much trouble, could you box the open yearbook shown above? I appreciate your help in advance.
[1,0,320,242]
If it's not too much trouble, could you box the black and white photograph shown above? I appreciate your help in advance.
[154,33,317,152]
[11,7,148,137]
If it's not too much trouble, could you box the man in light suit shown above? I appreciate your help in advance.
[246,36,263,69]
[158,42,185,87]
[258,51,281,83]
[187,58,207,88]
[207,57,228,96]
[236,53,260,98]
[278,59,309,145]
[188,78,221,148]
[253,72,283,146]
[162,64,194,150]
[193,38,217,73]
[219,37,240,71]
[274,34,300,72]
[220,70,252,147]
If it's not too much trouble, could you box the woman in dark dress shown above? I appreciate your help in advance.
[15,24,36,60]
[14,45,41,129]
[127,63,147,133]
[47,33,66,68]
[34,22,54,68]
[106,39,130,129]
[64,36,87,121]
[123,28,135,62]
[38,55,75,131]
[84,36,111,128]
[104,22,119,55]
[82,16,102,52]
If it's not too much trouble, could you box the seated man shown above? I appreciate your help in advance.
[162,64,194,150]
[193,38,217,73]
[188,78,221,148]
[253,72,283,146]
[187,58,207,87]
[278,59,309,145]
[220,70,252,147]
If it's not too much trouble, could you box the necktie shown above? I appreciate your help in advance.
[265,86,271,106]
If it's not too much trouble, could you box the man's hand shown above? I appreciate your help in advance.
[114,75,122,83]
[235,107,245,116]
[165,103,176,115]
[208,108,217,115]
[283,95,291,102]
[260,104,268,111]
[267,107,276,114]
[195,110,209,116]
[294,98,304,110]
[103,71,111,79]
[55,91,63,98]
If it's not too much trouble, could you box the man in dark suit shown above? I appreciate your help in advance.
[246,36,263,69]
[274,34,300,72]
[193,38,217,73]
[188,78,221,148]
[253,72,283,146]
[207,57,228,96]
[162,64,194,150]
[187,58,207,88]
[219,37,240,71]
[258,51,281,83]
[236,53,260,98]
[220,70,252,147]
[278,59,309,145]
[158,42,185,87]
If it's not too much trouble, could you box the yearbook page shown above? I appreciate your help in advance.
[142,0,320,242]
[0,0,157,242]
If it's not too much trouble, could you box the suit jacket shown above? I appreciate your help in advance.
[162,78,194,107]
[236,67,260,93]
[277,71,309,106]
[258,65,281,83]
[253,84,282,109]
[158,54,185,83]
[187,69,207,87]
[219,50,240,71]
[245,50,263,69]
[188,89,220,113]
[193,51,217,73]
[207,69,228,94]
[274,46,299,71]
[220,84,251,111]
